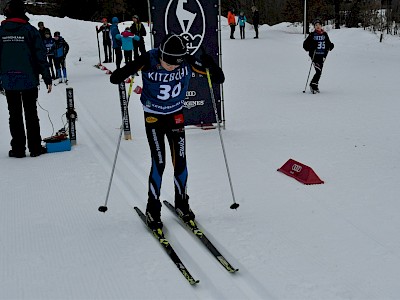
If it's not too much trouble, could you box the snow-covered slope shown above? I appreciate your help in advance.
[1,15,400,299]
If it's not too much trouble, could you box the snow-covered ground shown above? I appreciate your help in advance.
[1,14,400,299]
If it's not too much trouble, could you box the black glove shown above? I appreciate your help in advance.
[329,43,334,51]
[200,53,216,69]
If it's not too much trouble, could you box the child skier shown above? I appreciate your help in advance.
[116,27,140,64]
[303,19,334,93]
[110,34,225,231]
[43,28,56,79]
[237,11,247,39]
[52,31,69,83]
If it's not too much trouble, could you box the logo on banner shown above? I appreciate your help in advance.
[165,0,205,55]
[184,100,205,109]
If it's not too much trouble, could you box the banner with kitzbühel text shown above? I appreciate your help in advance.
[151,0,221,126]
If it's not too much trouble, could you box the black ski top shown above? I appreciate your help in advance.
[303,29,334,58]
[130,22,146,39]
[97,23,111,44]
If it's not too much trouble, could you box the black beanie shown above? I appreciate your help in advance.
[159,34,187,65]
[4,0,27,19]
[313,18,322,26]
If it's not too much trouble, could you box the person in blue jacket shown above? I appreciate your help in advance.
[52,31,69,83]
[110,17,122,69]
[237,11,247,39]
[116,27,140,64]
[110,34,225,231]
[0,0,52,158]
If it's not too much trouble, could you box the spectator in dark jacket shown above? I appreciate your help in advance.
[43,28,56,79]
[37,21,49,40]
[251,6,260,39]
[129,15,146,60]
[0,0,52,158]
[96,18,112,63]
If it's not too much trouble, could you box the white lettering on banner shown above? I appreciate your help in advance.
[183,100,205,109]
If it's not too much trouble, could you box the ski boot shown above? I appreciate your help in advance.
[175,194,195,223]
[145,199,163,231]
[310,82,320,94]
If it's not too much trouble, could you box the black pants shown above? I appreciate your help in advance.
[254,23,259,38]
[5,88,42,153]
[114,47,122,69]
[103,42,112,62]
[311,56,324,85]
[133,40,146,60]
[240,26,245,39]
[53,57,67,79]
[230,25,236,38]
[124,50,132,64]
[144,111,188,201]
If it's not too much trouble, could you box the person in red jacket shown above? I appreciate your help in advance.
[227,9,236,39]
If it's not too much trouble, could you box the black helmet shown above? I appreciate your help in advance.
[54,31,61,37]
[4,0,26,19]
[158,34,187,65]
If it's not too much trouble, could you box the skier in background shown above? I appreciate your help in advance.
[109,34,225,231]
[96,18,112,63]
[43,28,56,79]
[52,31,69,83]
[303,18,334,93]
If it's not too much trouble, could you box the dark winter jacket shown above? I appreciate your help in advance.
[110,17,122,49]
[303,29,334,58]
[96,23,111,45]
[130,21,146,40]
[252,10,259,26]
[0,17,51,90]
[51,36,69,58]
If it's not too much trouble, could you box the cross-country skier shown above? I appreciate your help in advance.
[110,34,225,231]
[303,19,334,93]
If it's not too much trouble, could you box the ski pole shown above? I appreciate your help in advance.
[96,27,101,65]
[205,68,239,210]
[302,50,316,93]
[98,77,134,213]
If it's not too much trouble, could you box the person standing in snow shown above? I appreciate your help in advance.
[96,18,112,63]
[0,0,52,158]
[110,17,122,69]
[237,11,247,39]
[251,6,260,39]
[116,27,140,64]
[37,21,49,40]
[227,8,236,39]
[52,31,69,83]
[109,34,225,231]
[130,15,147,60]
[303,18,334,93]
[43,28,56,79]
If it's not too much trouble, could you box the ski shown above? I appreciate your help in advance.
[134,206,199,285]
[54,81,68,86]
[163,200,239,273]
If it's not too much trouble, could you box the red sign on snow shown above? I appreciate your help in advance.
[277,159,324,185]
